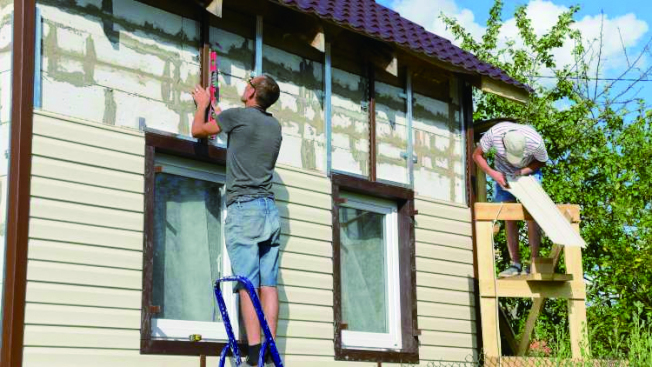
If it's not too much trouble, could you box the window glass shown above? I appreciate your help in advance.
[149,157,237,341]
[338,194,401,350]
[339,207,388,333]
[152,173,223,323]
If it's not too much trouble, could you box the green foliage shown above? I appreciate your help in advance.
[441,0,652,358]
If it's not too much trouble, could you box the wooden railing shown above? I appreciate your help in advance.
[474,203,588,358]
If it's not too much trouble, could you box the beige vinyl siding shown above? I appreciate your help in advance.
[414,196,478,363]
[24,111,381,366]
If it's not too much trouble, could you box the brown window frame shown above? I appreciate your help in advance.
[331,173,419,364]
[140,130,239,356]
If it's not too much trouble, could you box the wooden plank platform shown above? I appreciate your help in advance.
[500,273,573,282]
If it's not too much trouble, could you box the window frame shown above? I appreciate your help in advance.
[141,130,242,356]
[149,156,239,342]
[338,193,402,350]
[331,173,419,364]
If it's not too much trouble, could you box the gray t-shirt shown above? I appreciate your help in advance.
[217,107,282,206]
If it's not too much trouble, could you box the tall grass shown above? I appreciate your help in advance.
[532,305,652,366]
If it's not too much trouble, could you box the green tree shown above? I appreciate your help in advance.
[441,0,652,356]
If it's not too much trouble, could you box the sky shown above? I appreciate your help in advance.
[376,0,652,108]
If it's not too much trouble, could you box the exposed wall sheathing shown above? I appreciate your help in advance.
[375,81,408,184]
[412,80,466,204]
[263,44,325,171]
[209,26,253,147]
[331,68,369,177]
[37,0,200,135]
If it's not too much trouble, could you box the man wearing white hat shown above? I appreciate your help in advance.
[473,121,549,277]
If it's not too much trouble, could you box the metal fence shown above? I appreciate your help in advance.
[397,356,628,367]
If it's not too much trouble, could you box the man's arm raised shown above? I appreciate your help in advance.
[191,85,222,138]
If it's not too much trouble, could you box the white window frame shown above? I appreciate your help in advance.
[339,192,402,351]
[150,154,239,342]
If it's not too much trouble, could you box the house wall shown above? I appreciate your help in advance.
[22,0,478,365]
[413,81,466,204]
[331,67,370,177]
[22,112,477,366]
[375,80,409,185]
[23,110,348,366]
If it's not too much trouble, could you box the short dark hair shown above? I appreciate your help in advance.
[254,74,280,109]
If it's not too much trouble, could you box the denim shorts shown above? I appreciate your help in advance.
[225,196,281,293]
[494,170,543,203]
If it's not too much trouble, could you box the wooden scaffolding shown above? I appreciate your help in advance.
[474,203,588,358]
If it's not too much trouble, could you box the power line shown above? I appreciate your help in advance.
[534,75,652,82]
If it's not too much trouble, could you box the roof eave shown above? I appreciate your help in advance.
[478,76,531,104]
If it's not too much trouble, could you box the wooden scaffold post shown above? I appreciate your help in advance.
[474,203,588,360]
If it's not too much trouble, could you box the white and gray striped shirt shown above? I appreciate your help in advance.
[479,122,548,175]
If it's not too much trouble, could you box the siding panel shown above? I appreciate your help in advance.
[23,348,377,367]
[28,240,142,270]
[415,198,477,361]
[417,287,475,307]
[279,302,332,323]
[25,304,140,329]
[30,198,143,231]
[26,110,341,365]
[31,176,143,212]
[29,218,143,251]
[418,316,477,334]
[32,135,144,174]
[415,228,473,250]
[31,155,143,193]
[33,112,144,155]
[416,257,474,277]
[26,282,141,310]
[27,260,142,290]
[24,326,334,355]
[23,348,223,367]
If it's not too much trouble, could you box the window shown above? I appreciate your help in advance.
[150,155,238,341]
[332,174,419,363]
[141,132,237,355]
[338,193,402,350]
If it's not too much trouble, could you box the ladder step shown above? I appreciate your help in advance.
[502,273,573,282]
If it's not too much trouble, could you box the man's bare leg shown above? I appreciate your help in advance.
[260,286,279,338]
[527,220,541,261]
[505,220,521,264]
[239,288,261,346]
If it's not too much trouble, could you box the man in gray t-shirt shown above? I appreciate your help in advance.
[217,106,282,206]
[191,74,282,366]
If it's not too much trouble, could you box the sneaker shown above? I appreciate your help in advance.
[499,264,522,278]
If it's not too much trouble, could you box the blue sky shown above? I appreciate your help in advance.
[376,0,652,108]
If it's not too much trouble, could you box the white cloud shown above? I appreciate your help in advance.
[389,0,485,44]
[389,0,649,76]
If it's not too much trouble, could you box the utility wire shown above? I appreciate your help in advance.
[533,75,652,82]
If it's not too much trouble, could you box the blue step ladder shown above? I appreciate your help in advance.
[214,276,284,367]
